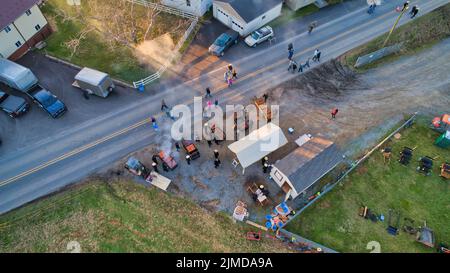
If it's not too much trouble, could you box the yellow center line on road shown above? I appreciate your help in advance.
[0,9,397,188]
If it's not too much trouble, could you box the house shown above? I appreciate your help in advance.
[0,0,51,61]
[270,135,343,200]
[162,0,213,16]
[213,0,283,36]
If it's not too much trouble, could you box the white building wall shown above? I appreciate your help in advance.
[0,25,26,59]
[270,166,300,199]
[162,0,212,16]
[242,2,282,36]
[13,5,48,41]
[213,2,282,36]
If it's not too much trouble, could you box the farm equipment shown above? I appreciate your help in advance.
[158,151,177,170]
[431,114,450,133]
[125,157,150,179]
[416,156,434,176]
[182,139,200,160]
[399,147,414,165]
[440,163,450,179]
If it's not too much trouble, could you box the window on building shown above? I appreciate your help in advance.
[35,24,41,31]
[25,9,32,16]
[186,0,191,7]
[15,41,22,48]
[4,25,12,33]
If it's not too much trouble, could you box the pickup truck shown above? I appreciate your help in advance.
[0,90,30,118]
[26,85,67,118]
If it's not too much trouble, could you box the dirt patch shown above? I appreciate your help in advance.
[135,33,176,71]
[190,176,209,190]
[199,199,221,212]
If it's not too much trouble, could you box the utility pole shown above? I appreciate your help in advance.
[383,4,409,48]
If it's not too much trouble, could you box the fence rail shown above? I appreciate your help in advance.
[129,0,199,88]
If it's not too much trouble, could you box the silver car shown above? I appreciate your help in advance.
[244,26,274,47]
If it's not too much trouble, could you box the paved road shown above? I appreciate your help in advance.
[0,0,447,214]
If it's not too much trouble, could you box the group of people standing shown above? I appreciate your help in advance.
[287,43,321,74]
[369,1,419,18]
[224,64,238,87]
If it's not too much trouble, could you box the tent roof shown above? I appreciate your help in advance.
[228,123,288,168]
[275,137,343,193]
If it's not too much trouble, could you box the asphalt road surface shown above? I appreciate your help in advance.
[0,0,448,214]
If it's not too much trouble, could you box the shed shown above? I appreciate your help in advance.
[213,0,283,36]
[228,123,288,173]
[270,136,343,199]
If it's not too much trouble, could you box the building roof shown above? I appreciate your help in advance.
[228,123,288,169]
[0,0,40,30]
[275,137,343,194]
[215,0,282,23]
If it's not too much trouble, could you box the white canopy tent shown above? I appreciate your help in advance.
[228,123,288,173]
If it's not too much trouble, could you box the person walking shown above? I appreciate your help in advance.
[288,48,294,60]
[227,74,233,87]
[316,50,321,62]
[175,142,180,152]
[308,21,317,34]
[214,99,219,107]
[205,87,212,98]
[313,49,319,62]
[402,1,410,12]
[263,93,268,103]
[288,59,295,71]
[331,108,339,119]
[291,60,298,73]
[214,158,221,168]
[232,69,238,80]
[151,116,159,131]
[214,149,219,159]
[185,155,191,165]
[410,5,419,18]
[161,100,169,111]
[298,63,303,73]
[367,4,376,14]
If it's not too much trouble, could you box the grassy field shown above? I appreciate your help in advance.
[40,0,191,83]
[341,3,450,71]
[285,118,450,253]
[271,4,319,28]
[0,180,289,253]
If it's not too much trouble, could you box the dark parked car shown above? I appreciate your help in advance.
[208,30,239,56]
[28,85,67,118]
[0,90,30,118]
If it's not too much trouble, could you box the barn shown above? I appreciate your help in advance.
[213,0,283,36]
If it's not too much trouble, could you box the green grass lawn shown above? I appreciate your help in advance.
[0,180,289,253]
[341,3,450,71]
[271,5,320,28]
[285,118,450,253]
[40,0,152,83]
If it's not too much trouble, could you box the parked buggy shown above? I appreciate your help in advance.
[399,147,413,165]
[182,139,200,160]
[417,156,433,176]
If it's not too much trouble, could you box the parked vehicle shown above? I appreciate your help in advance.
[0,58,38,92]
[244,26,274,47]
[73,67,115,98]
[27,85,67,118]
[0,90,30,118]
[208,30,239,56]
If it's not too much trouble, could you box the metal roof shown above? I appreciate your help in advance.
[0,0,40,30]
[215,0,282,23]
[275,137,343,193]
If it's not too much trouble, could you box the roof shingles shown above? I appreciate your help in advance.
[0,0,40,30]
[216,0,282,23]
[275,137,343,194]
